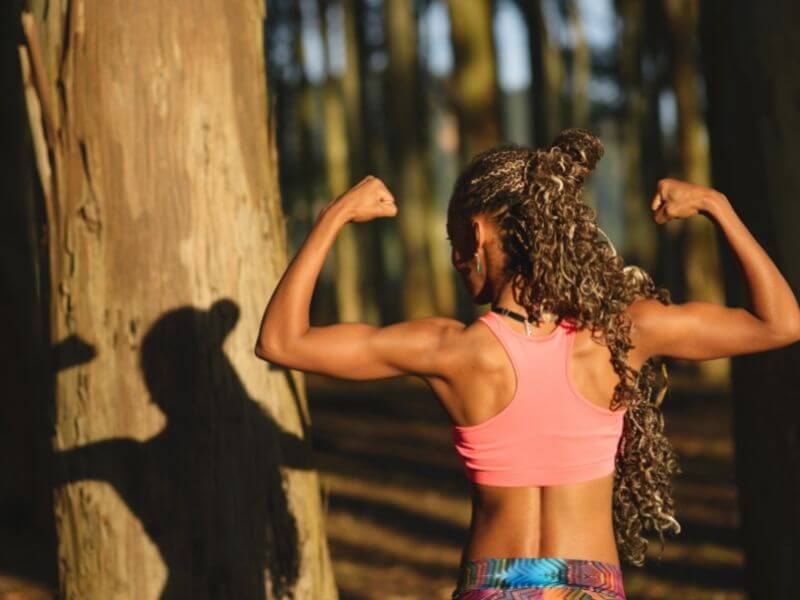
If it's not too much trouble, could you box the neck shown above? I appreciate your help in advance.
[492,279,556,323]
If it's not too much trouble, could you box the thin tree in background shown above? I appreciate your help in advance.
[566,0,590,128]
[19,1,336,597]
[521,0,564,147]
[617,0,658,270]
[419,0,460,318]
[297,0,343,325]
[386,0,438,319]
[700,1,800,596]
[447,0,500,164]
[563,0,597,213]
[339,0,383,324]
[663,0,728,386]
[318,0,367,324]
[351,0,404,322]
[639,0,691,319]
[267,1,307,240]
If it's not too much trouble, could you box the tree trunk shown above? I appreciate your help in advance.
[447,0,500,162]
[699,1,800,596]
[521,0,563,147]
[386,0,439,320]
[330,0,384,325]
[419,4,460,319]
[350,0,400,323]
[564,0,596,211]
[311,0,365,325]
[566,0,590,129]
[663,0,729,387]
[617,0,658,270]
[20,1,337,598]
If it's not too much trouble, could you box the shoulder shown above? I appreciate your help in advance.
[372,316,468,365]
[394,315,496,375]
[625,297,670,330]
[391,316,467,341]
[624,297,679,363]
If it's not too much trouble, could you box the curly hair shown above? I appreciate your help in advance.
[447,127,682,566]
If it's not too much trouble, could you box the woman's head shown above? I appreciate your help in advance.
[446,128,606,321]
[447,128,682,566]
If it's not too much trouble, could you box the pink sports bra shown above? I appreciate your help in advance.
[451,310,626,487]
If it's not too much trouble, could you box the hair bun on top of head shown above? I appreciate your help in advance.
[550,128,604,172]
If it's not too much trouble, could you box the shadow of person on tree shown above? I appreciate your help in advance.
[52,299,313,599]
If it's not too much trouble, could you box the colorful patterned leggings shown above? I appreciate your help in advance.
[452,557,626,599]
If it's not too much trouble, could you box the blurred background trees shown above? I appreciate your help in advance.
[700,1,800,596]
[265,0,729,382]
[262,0,796,596]
[3,0,799,598]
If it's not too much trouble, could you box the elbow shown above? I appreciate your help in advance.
[768,317,800,347]
[783,308,800,344]
[254,333,302,367]
[254,336,284,362]
[253,339,270,361]
[786,320,800,345]
[254,318,287,361]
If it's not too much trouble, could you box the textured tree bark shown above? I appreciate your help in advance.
[21,0,337,598]
[700,1,800,596]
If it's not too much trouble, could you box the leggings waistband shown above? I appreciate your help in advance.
[453,556,626,598]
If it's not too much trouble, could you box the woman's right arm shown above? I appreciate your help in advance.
[628,178,800,361]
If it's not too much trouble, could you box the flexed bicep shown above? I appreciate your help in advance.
[629,298,800,362]
[255,316,464,381]
[641,180,800,361]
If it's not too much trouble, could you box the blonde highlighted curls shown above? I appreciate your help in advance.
[448,127,682,566]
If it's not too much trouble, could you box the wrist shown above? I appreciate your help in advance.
[701,189,730,216]
[317,199,353,227]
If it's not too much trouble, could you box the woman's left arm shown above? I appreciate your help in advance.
[254,175,463,381]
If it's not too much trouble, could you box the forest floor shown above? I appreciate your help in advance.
[308,371,745,600]
[0,370,744,600]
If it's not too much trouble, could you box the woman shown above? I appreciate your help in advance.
[255,128,800,598]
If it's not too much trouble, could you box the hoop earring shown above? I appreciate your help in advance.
[474,252,482,274]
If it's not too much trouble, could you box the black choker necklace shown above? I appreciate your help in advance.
[491,305,558,336]
[491,305,531,324]
[491,305,536,336]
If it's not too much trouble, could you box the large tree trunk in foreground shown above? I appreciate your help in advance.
[700,2,800,596]
[20,1,337,598]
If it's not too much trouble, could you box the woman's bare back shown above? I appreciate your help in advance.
[426,312,649,566]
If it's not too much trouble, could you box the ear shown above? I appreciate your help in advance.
[470,217,483,253]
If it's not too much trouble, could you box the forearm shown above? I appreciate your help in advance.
[704,192,800,331]
[255,201,352,353]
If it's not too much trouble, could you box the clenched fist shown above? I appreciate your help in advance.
[650,178,721,224]
[331,175,398,223]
